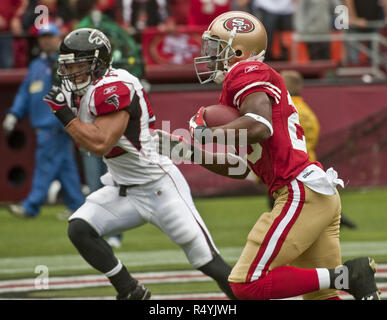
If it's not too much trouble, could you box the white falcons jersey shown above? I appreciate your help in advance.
[63,68,173,185]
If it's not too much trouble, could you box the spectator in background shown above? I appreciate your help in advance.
[281,70,357,229]
[92,0,117,21]
[281,70,320,162]
[252,0,294,61]
[169,0,190,25]
[117,0,175,42]
[231,0,252,12]
[0,0,28,68]
[187,0,230,26]
[2,23,85,219]
[22,0,78,36]
[76,0,145,80]
[294,0,341,60]
[344,0,387,65]
[19,0,78,64]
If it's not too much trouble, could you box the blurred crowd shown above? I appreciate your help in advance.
[1,0,387,68]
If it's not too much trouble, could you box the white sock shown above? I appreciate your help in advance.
[316,268,331,290]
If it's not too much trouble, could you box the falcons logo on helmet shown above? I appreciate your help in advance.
[105,94,120,109]
[89,30,111,52]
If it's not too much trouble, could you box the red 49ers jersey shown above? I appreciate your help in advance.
[219,61,322,195]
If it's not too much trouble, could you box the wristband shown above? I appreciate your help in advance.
[54,107,77,127]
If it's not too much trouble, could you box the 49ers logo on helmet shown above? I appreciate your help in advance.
[224,17,255,33]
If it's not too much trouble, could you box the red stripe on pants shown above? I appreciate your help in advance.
[246,180,305,282]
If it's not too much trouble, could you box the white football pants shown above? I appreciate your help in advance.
[69,165,219,268]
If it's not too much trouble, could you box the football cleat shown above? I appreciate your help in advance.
[128,284,151,300]
[116,284,151,300]
[343,257,381,300]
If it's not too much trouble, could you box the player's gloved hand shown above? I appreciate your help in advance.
[154,129,200,163]
[43,86,67,111]
[43,86,76,126]
[2,113,18,134]
[189,106,212,144]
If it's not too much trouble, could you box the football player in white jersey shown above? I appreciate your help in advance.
[43,28,236,300]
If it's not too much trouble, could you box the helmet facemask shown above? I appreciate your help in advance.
[58,50,107,96]
[194,29,237,84]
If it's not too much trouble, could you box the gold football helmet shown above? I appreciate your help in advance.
[194,11,267,84]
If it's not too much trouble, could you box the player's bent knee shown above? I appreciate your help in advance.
[67,218,98,246]
[229,279,267,300]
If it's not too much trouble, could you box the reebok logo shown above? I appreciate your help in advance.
[245,65,259,73]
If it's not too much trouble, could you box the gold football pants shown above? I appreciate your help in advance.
[229,179,342,300]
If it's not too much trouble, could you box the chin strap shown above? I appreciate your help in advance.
[213,70,226,84]
[246,50,266,63]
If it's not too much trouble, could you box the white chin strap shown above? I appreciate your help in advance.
[213,70,226,84]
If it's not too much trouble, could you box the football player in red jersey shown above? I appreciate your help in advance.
[157,11,380,300]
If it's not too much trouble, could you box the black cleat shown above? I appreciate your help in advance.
[117,284,151,300]
[343,257,381,300]
[128,284,151,300]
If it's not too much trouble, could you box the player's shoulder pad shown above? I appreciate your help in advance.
[91,81,132,116]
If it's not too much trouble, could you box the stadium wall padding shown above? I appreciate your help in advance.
[0,73,386,202]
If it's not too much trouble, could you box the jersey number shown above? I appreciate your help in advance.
[287,92,307,153]
[246,92,307,164]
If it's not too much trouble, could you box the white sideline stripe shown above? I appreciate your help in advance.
[1,243,387,275]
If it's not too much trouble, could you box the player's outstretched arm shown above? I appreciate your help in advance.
[215,92,273,145]
[155,129,249,179]
[199,150,250,179]
[190,92,273,146]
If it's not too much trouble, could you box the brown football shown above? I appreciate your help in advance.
[203,104,240,127]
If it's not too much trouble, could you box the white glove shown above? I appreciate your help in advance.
[154,129,196,162]
[2,113,17,133]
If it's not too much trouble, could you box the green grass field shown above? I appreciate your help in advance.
[0,187,386,298]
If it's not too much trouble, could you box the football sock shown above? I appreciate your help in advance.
[231,266,321,299]
[108,265,138,298]
[68,219,137,296]
[198,254,237,300]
